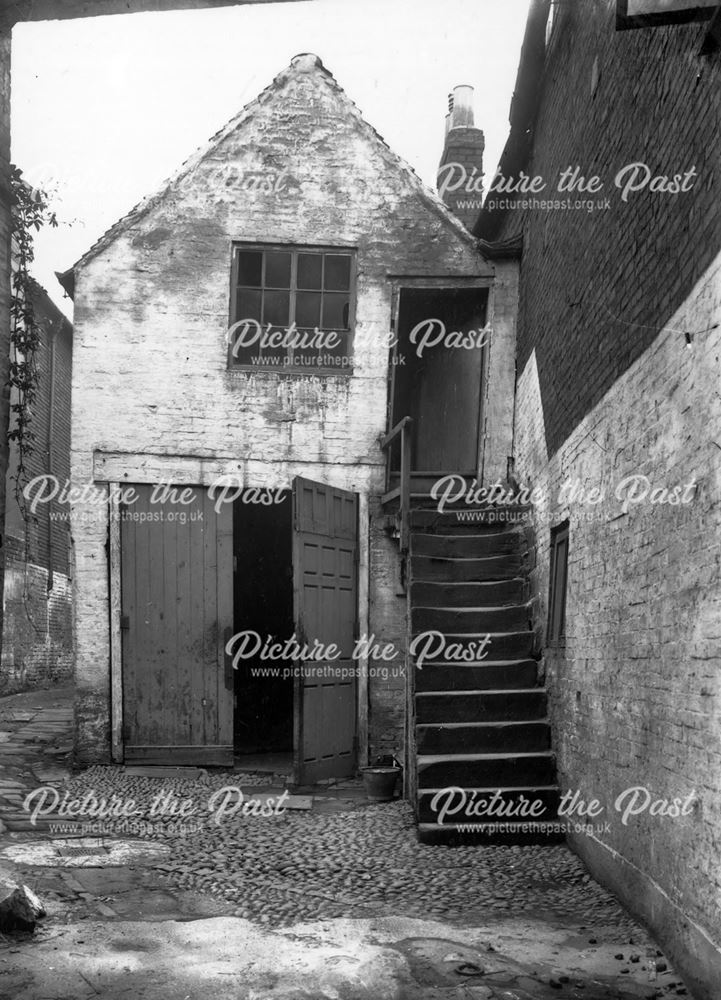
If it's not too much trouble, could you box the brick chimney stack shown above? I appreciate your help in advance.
[437,85,485,230]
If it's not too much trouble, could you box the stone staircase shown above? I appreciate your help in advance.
[406,501,562,842]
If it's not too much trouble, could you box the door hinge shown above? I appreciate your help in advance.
[120,615,130,630]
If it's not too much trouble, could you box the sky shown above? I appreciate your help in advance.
[11,0,530,318]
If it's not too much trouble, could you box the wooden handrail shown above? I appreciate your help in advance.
[379,415,413,451]
[380,416,413,555]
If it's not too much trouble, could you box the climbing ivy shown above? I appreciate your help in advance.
[8,164,57,523]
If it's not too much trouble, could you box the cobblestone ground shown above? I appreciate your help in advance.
[0,689,691,999]
[51,767,646,933]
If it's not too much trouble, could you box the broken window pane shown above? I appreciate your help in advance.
[322,293,350,331]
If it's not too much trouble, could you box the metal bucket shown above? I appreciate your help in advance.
[361,765,401,802]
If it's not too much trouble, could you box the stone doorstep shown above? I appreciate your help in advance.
[123,766,207,779]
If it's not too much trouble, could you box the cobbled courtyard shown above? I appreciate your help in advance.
[45,766,643,932]
[0,688,690,999]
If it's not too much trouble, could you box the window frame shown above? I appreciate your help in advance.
[227,243,357,375]
[616,0,718,30]
[547,520,569,648]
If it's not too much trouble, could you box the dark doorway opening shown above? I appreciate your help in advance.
[233,492,294,771]
[390,286,488,479]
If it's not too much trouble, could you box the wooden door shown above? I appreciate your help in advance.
[392,287,488,474]
[293,477,358,782]
[120,485,234,765]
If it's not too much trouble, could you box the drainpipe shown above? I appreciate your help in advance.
[46,321,57,592]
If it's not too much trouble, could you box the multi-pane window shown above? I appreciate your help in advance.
[228,246,354,372]
[547,521,569,646]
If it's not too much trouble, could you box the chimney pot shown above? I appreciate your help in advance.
[437,84,484,230]
[450,85,475,129]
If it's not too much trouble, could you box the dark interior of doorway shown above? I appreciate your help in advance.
[233,493,294,771]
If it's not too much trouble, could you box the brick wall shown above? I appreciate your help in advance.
[516,0,721,456]
[1,284,73,693]
[0,31,11,671]
[504,2,721,995]
[515,254,721,999]
[69,54,497,763]
[1,536,72,693]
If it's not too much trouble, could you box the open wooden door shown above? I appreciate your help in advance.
[293,477,358,782]
[120,485,234,765]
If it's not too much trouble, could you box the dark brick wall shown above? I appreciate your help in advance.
[5,282,72,577]
[1,283,73,693]
[509,0,720,458]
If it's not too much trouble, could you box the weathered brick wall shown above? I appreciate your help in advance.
[0,535,72,693]
[1,287,73,694]
[515,256,721,998]
[5,286,72,573]
[70,54,495,763]
[0,31,11,674]
[506,2,721,994]
[516,1,721,456]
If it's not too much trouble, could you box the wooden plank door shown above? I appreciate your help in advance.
[392,287,487,474]
[120,485,234,765]
[293,477,358,782]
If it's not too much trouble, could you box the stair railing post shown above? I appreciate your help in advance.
[400,418,412,556]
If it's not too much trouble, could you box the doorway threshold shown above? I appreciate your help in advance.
[233,751,293,776]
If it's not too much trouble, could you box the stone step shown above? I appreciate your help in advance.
[416,720,551,754]
[415,659,540,692]
[417,820,565,845]
[415,689,547,724]
[416,786,561,824]
[387,477,480,496]
[411,554,523,582]
[410,631,536,661]
[412,532,524,559]
[410,579,527,607]
[410,508,532,531]
[412,604,531,633]
[417,751,556,788]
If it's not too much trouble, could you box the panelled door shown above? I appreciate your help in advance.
[293,477,358,782]
[120,485,234,765]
